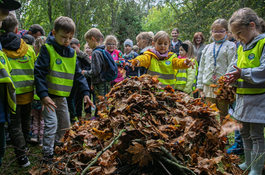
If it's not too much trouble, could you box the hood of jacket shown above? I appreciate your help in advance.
[144,50,175,60]
[242,33,265,51]
[0,32,28,58]
[93,44,106,51]
[46,31,75,58]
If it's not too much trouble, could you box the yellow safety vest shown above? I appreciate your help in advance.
[7,45,35,95]
[0,51,16,113]
[45,44,76,97]
[237,38,265,94]
[147,54,176,88]
[175,58,198,91]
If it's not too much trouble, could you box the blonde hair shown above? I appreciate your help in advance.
[104,35,119,47]
[153,31,170,43]
[136,32,153,46]
[84,28,102,42]
[183,40,195,59]
[211,19,228,32]
[229,7,265,33]
[34,36,47,55]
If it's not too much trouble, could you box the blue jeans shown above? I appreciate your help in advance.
[42,97,70,156]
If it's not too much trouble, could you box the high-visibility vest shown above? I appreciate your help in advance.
[147,54,176,88]
[175,58,198,91]
[0,51,16,113]
[45,44,76,97]
[7,45,35,95]
[237,38,265,94]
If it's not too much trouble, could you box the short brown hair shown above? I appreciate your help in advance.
[84,28,102,42]
[172,28,179,33]
[192,32,205,45]
[54,16,75,34]
[1,13,18,33]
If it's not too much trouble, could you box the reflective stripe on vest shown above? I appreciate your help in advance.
[147,54,176,88]
[0,53,16,113]
[192,59,198,91]
[236,38,265,94]
[7,47,35,95]
[176,69,187,85]
[45,44,76,97]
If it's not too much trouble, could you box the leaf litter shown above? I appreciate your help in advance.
[30,75,243,175]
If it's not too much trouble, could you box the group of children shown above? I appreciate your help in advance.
[0,0,265,174]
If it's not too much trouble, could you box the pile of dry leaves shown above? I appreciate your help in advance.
[211,76,236,104]
[32,75,242,175]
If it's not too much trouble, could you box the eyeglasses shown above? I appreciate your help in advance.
[212,30,226,34]
[106,43,116,46]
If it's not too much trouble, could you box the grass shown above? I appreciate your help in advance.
[0,141,43,175]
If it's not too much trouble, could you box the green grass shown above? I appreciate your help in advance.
[0,141,43,175]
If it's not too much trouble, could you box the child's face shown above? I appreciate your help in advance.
[85,45,92,55]
[86,38,96,49]
[70,43,80,54]
[211,24,227,41]
[230,23,257,45]
[153,36,170,54]
[124,45,132,54]
[105,39,116,52]
[52,29,73,47]
[137,38,145,50]
[179,46,187,57]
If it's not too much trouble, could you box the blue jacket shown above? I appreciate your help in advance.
[34,32,90,99]
[124,51,145,77]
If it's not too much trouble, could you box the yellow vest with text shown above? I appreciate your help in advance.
[45,44,76,97]
[0,51,16,113]
[237,38,265,94]
[147,54,176,88]
[8,45,35,95]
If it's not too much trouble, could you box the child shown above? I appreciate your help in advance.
[133,45,139,54]
[84,43,92,59]
[30,36,46,146]
[0,0,21,168]
[83,28,111,115]
[123,39,145,77]
[0,13,36,168]
[130,31,193,88]
[104,35,125,85]
[70,38,92,120]
[34,16,93,162]
[197,19,236,120]
[225,8,265,175]
[175,41,197,95]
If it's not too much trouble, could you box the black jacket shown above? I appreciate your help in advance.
[169,39,183,56]
[34,31,90,99]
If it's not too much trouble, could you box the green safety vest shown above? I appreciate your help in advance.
[175,58,198,91]
[45,44,76,97]
[147,54,176,88]
[237,38,265,94]
[0,51,16,113]
[7,45,35,95]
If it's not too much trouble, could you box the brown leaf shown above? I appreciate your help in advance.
[91,128,113,140]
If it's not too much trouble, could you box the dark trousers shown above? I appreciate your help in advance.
[0,123,5,168]
[66,95,76,120]
[8,103,31,157]
[75,91,92,117]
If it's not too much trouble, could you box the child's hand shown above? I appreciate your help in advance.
[184,58,195,68]
[125,62,130,66]
[128,59,139,71]
[41,96,57,112]
[81,70,86,75]
[225,65,241,85]
[84,95,95,109]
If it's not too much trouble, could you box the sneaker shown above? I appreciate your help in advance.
[39,139,43,147]
[42,154,54,165]
[18,155,30,168]
[30,134,38,143]
[227,142,244,155]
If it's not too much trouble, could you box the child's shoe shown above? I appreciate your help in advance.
[18,155,31,168]
[39,139,43,147]
[30,134,38,143]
